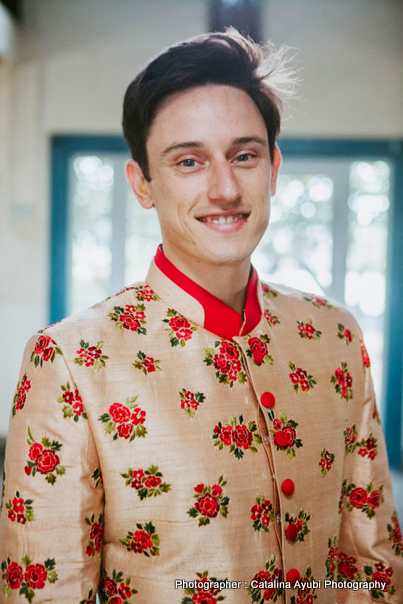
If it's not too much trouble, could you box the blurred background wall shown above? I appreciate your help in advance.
[0,0,402,449]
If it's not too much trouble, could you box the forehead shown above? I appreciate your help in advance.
[147,84,268,151]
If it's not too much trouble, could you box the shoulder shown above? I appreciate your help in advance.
[29,281,155,355]
[260,280,363,334]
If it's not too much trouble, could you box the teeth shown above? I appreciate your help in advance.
[201,214,245,224]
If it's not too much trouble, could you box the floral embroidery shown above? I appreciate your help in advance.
[325,536,338,579]
[319,449,334,476]
[331,362,353,400]
[204,340,247,387]
[109,303,147,335]
[288,362,316,393]
[212,416,262,459]
[179,389,205,417]
[188,476,229,526]
[337,323,354,344]
[75,340,109,371]
[284,509,310,542]
[337,551,360,581]
[264,309,280,326]
[250,495,275,532]
[134,284,159,302]
[247,556,283,603]
[98,396,147,441]
[85,513,104,557]
[79,588,96,604]
[100,568,138,602]
[344,426,377,459]
[163,309,197,346]
[363,561,395,598]
[121,465,171,500]
[12,374,31,416]
[30,335,62,367]
[290,567,318,603]
[246,335,273,366]
[388,511,403,556]
[5,491,34,524]
[344,425,357,454]
[91,467,103,488]
[57,381,87,421]
[1,556,58,601]
[342,479,384,518]
[25,427,65,484]
[181,571,226,604]
[133,350,161,375]
[303,293,333,309]
[261,283,278,298]
[360,339,371,368]
[297,318,322,341]
[270,414,302,459]
[120,522,160,557]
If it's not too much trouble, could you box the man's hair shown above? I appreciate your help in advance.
[122,28,297,181]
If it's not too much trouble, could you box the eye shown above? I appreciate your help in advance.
[234,153,256,163]
[178,158,197,167]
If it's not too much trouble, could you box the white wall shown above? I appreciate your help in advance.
[1,0,402,436]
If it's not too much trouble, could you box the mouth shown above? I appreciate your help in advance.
[197,212,249,225]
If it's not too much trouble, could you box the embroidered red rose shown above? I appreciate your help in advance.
[219,425,233,446]
[220,341,239,360]
[90,522,103,552]
[109,402,131,424]
[274,430,291,448]
[372,572,390,591]
[5,561,24,589]
[360,339,371,368]
[193,593,216,604]
[194,483,204,494]
[36,450,60,474]
[117,423,134,439]
[109,596,122,604]
[29,443,43,461]
[119,313,141,331]
[213,356,232,373]
[368,490,381,509]
[131,530,153,553]
[12,496,24,513]
[24,563,47,589]
[247,337,268,365]
[103,577,117,596]
[195,493,220,518]
[349,487,367,509]
[211,484,222,497]
[338,553,357,580]
[143,357,156,372]
[144,475,161,488]
[169,316,191,332]
[232,424,253,449]
[35,335,51,355]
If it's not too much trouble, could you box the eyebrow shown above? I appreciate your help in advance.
[160,136,268,158]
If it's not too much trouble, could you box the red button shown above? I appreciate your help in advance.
[282,479,295,496]
[260,392,275,408]
[285,523,299,542]
[287,568,301,585]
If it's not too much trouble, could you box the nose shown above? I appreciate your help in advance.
[207,160,242,204]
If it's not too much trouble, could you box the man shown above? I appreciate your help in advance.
[0,29,402,604]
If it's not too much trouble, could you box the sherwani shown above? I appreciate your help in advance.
[1,247,402,604]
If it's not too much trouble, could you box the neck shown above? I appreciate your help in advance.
[162,246,251,315]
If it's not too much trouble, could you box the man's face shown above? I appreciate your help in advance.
[127,84,281,270]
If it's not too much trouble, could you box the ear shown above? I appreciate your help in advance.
[270,145,282,196]
[125,160,154,209]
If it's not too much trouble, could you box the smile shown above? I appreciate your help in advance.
[197,213,249,224]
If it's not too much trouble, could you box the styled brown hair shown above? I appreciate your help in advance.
[122,28,297,181]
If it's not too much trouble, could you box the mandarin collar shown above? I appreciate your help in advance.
[145,245,263,340]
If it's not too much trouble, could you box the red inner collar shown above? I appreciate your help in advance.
[154,245,261,340]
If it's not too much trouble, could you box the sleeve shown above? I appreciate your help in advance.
[0,333,104,603]
[337,330,403,603]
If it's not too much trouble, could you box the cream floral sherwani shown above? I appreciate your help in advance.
[1,247,402,604]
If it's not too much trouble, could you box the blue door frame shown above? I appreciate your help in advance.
[50,135,403,466]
